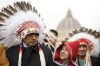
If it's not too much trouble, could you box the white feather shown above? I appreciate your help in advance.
[1,11,45,48]
[68,33,100,57]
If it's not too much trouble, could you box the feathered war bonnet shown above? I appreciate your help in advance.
[68,27,100,57]
[0,1,45,48]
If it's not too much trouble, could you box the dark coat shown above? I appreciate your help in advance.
[6,44,54,66]
[91,56,100,66]
[42,43,55,53]
[53,62,76,66]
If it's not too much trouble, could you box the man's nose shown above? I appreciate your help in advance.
[80,47,85,50]
[31,35,37,39]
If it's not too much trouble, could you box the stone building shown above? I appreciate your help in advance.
[56,9,81,47]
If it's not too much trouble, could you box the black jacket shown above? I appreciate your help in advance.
[91,56,100,66]
[6,44,54,66]
[42,43,55,53]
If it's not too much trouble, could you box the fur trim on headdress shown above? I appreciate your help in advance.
[0,1,45,48]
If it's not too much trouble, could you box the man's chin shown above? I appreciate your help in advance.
[29,43,37,47]
[79,54,86,56]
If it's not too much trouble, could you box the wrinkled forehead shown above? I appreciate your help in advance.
[79,42,88,46]
[79,44,87,48]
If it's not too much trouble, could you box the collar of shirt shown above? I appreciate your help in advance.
[22,43,39,53]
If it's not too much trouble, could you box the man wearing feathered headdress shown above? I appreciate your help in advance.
[68,27,100,66]
[0,1,54,66]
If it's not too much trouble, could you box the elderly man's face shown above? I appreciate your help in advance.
[78,44,87,56]
[23,33,39,47]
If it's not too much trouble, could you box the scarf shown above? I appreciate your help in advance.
[18,43,46,66]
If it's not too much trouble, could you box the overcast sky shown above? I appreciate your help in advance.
[0,0,100,31]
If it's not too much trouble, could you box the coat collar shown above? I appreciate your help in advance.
[22,43,39,52]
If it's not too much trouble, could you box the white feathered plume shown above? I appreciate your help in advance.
[0,1,45,48]
[68,27,100,57]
